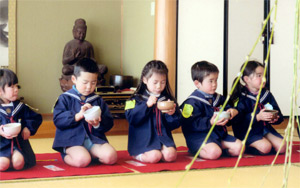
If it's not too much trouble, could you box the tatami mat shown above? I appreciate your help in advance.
[1,130,299,188]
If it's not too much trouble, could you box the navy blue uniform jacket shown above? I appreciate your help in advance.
[180,90,232,153]
[52,88,114,153]
[125,92,181,156]
[232,88,283,142]
[0,100,42,168]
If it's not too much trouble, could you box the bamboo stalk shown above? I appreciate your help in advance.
[176,4,277,188]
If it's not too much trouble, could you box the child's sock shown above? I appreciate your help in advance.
[134,154,144,162]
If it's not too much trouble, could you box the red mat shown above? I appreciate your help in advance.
[119,142,300,173]
[1,142,299,181]
[0,151,133,181]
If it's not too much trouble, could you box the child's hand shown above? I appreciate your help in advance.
[22,127,31,140]
[166,102,176,116]
[75,103,92,122]
[0,125,14,139]
[147,96,157,107]
[256,108,273,122]
[86,117,101,127]
[210,114,228,126]
[268,115,279,124]
[227,108,238,119]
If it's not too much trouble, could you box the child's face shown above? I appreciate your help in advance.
[244,66,265,93]
[0,84,19,104]
[195,73,218,95]
[72,72,97,96]
[143,72,166,96]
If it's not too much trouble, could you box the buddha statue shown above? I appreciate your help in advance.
[59,18,107,92]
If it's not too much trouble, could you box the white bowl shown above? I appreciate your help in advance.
[3,123,21,137]
[84,106,101,120]
[214,111,230,120]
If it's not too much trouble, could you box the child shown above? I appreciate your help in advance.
[52,58,117,167]
[125,60,180,163]
[180,61,242,160]
[230,60,285,155]
[0,69,42,171]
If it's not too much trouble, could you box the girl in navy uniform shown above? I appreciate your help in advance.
[125,60,180,163]
[230,60,285,155]
[53,58,117,167]
[180,61,242,160]
[0,69,42,171]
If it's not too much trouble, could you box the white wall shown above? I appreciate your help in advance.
[122,0,155,86]
[228,0,264,93]
[178,1,297,116]
[270,0,298,116]
[177,0,224,104]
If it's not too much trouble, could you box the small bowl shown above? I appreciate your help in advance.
[3,123,21,137]
[157,101,174,113]
[265,109,278,119]
[214,111,231,120]
[84,106,101,120]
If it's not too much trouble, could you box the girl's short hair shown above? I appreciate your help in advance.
[73,58,99,77]
[0,69,18,91]
[191,61,219,83]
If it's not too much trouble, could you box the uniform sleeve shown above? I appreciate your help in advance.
[22,106,42,136]
[125,98,152,127]
[163,108,181,131]
[235,98,261,128]
[180,101,212,132]
[53,95,79,130]
[93,98,114,134]
[268,93,284,125]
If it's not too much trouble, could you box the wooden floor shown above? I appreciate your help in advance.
[1,129,300,188]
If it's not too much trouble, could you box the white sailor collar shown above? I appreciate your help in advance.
[188,90,221,107]
[241,89,270,103]
[140,91,167,102]
[63,88,100,104]
[0,101,24,117]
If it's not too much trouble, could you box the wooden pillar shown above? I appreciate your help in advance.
[154,0,177,94]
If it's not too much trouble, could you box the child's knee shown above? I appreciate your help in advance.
[201,145,222,160]
[162,150,177,162]
[230,141,244,156]
[275,142,286,154]
[0,158,10,171]
[12,152,25,170]
[144,150,162,163]
[65,155,91,168]
[100,151,117,165]
[12,159,24,170]
[76,157,91,167]
[253,141,272,154]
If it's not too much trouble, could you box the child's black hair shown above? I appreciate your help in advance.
[0,69,18,91]
[0,69,19,104]
[73,58,99,78]
[191,61,219,83]
[134,60,176,102]
[230,60,265,106]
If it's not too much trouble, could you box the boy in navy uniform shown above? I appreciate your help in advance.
[180,61,242,160]
[52,58,117,167]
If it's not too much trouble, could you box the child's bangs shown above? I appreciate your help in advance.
[0,69,18,90]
